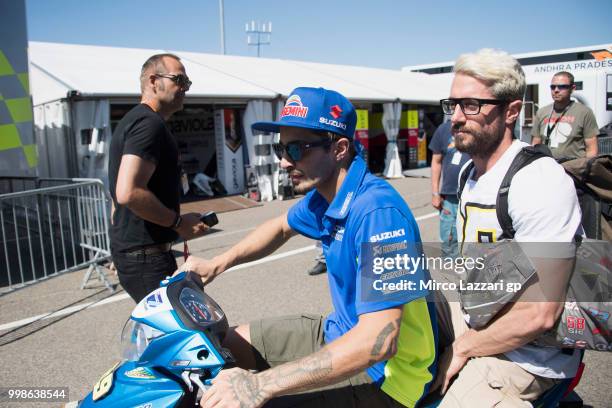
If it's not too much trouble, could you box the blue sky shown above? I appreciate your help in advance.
[25,0,612,69]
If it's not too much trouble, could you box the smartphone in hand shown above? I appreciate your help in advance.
[200,211,218,227]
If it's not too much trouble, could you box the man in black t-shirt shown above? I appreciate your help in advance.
[108,53,208,302]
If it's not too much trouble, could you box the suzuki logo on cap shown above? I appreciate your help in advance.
[330,105,342,119]
[319,117,347,130]
[281,95,309,118]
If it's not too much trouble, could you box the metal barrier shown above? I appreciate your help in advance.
[598,136,612,155]
[0,178,113,293]
[0,176,83,195]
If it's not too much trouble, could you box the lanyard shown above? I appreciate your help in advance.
[545,101,572,145]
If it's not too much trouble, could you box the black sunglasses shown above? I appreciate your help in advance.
[154,73,192,90]
[273,139,333,162]
[440,98,507,115]
[550,84,572,90]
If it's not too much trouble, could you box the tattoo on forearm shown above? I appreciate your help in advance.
[261,349,334,394]
[227,371,267,407]
[252,317,404,398]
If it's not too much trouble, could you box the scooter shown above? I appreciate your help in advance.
[78,271,234,407]
[77,269,586,407]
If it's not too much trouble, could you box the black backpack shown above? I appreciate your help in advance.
[456,146,612,351]
[458,145,612,241]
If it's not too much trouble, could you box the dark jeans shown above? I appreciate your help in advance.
[112,250,177,302]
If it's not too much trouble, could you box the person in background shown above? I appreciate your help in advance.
[428,120,469,258]
[307,242,327,275]
[108,53,207,302]
[531,71,599,159]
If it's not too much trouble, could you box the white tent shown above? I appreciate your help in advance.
[30,41,448,105]
[28,42,278,105]
[295,60,449,104]
[28,41,448,196]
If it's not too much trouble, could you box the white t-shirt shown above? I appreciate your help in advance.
[457,139,582,378]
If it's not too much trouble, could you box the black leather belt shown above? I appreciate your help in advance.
[123,242,173,256]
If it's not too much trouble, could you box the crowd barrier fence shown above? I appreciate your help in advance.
[0,177,113,293]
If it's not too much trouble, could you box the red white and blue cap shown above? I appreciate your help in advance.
[252,87,357,139]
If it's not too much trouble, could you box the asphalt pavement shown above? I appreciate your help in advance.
[0,176,609,407]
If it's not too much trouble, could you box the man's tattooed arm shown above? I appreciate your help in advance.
[222,370,268,407]
[254,309,403,400]
[201,309,404,408]
[367,317,402,365]
[258,348,334,394]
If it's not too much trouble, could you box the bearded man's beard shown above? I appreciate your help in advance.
[453,123,504,158]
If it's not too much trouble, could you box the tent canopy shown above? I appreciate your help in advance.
[29,41,449,106]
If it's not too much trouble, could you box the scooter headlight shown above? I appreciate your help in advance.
[119,319,165,361]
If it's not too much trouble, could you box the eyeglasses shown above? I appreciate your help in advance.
[440,98,507,115]
[272,139,333,162]
[154,73,192,90]
[550,84,572,91]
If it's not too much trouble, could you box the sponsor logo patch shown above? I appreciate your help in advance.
[332,225,345,242]
[330,105,342,119]
[281,95,309,118]
[369,228,406,243]
[125,367,156,380]
[566,316,585,335]
[339,192,353,216]
[145,292,163,308]
[319,116,347,130]
[373,241,408,256]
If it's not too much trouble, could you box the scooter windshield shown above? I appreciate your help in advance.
[119,319,165,361]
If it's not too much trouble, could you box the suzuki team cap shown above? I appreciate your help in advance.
[252,87,357,139]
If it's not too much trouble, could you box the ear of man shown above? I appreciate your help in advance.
[334,137,347,158]
[504,99,523,127]
[142,72,158,95]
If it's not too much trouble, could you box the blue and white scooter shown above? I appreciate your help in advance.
[78,271,234,407]
[78,269,586,407]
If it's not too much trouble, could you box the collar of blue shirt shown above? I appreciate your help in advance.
[323,155,367,221]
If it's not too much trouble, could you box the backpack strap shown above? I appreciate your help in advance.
[457,160,475,199]
[496,145,552,239]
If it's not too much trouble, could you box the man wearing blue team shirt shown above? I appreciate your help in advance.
[181,87,437,408]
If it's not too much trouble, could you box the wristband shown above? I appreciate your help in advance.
[432,192,441,196]
[171,213,182,229]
